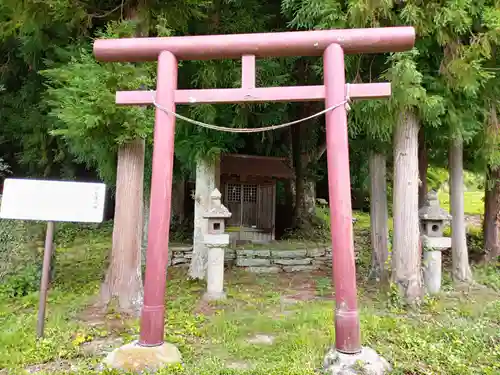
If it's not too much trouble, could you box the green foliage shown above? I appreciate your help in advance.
[0,0,222,182]
[42,42,155,185]
[282,0,346,30]
[467,229,486,259]
[282,0,500,186]
[0,264,42,298]
[0,157,11,178]
[0,0,94,177]
[0,218,45,297]
[464,170,485,190]
[427,166,449,191]
[281,206,330,241]
[1,0,498,199]
[474,264,500,291]
[0,217,112,299]
[425,167,485,193]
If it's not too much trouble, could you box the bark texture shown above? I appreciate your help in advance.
[189,158,218,280]
[369,152,389,283]
[171,179,185,224]
[483,165,500,262]
[293,158,318,227]
[284,127,296,213]
[141,194,150,265]
[482,103,500,263]
[303,178,316,215]
[449,138,473,283]
[392,110,423,303]
[291,121,308,227]
[418,127,428,209]
[100,138,145,314]
[289,60,324,229]
[293,149,325,229]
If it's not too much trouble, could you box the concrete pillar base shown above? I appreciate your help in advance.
[202,290,227,301]
[323,346,391,375]
[103,340,181,373]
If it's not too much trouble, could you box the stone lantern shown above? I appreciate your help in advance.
[418,190,451,294]
[203,189,232,301]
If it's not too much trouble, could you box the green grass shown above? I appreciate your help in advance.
[438,190,485,215]
[351,190,484,233]
[339,189,484,239]
[1,221,499,375]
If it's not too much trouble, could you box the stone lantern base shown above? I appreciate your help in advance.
[103,341,182,373]
[323,346,391,375]
[203,290,227,301]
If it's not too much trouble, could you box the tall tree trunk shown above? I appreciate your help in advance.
[121,0,150,276]
[284,180,295,210]
[189,158,217,280]
[292,135,324,228]
[171,179,186,224]
[284,127,296,212]
[303,177,316,215]
[369,151,389,283]
[291,58,319,229]
[100,138,145,314]
[448,151,453,216]
[483,165,500,262]
[392,110,423,303]
[449,138,473,283]
[482,102,500,263]
[141,193,150,266]
[292,122,307,227]
[418,127,428,208]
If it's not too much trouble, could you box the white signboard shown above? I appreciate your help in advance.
[0,178,106,223]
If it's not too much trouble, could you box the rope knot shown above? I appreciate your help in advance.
[345,83,351,112]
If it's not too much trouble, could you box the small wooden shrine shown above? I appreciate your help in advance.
[220,153,293,243]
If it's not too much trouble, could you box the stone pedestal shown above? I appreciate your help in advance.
[203,233,230,301]
[323,346,391,375]
[423,250,442,294]
[421,236,451,294]
[103,341,181,373]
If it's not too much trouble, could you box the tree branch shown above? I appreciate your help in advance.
[315,142,327,160]
[89,1,127,19]
[303,141,327,166]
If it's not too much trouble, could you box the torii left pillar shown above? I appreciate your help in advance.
[94,26,415,374]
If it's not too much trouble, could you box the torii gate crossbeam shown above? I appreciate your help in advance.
[94,26,415,356]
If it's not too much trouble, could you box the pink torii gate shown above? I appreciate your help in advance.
[94,26,415,354]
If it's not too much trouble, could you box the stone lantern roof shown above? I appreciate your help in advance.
[418,190,451,221]
[203,189,232,219]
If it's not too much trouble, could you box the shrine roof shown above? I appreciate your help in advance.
[418,190,451,221]
[220,153,293,179]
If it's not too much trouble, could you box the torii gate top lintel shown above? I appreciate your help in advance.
[93,26,415,62]
[96,27,415,107]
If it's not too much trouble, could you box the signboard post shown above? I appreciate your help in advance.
[37,220,55,338]
[0,178,106,338]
